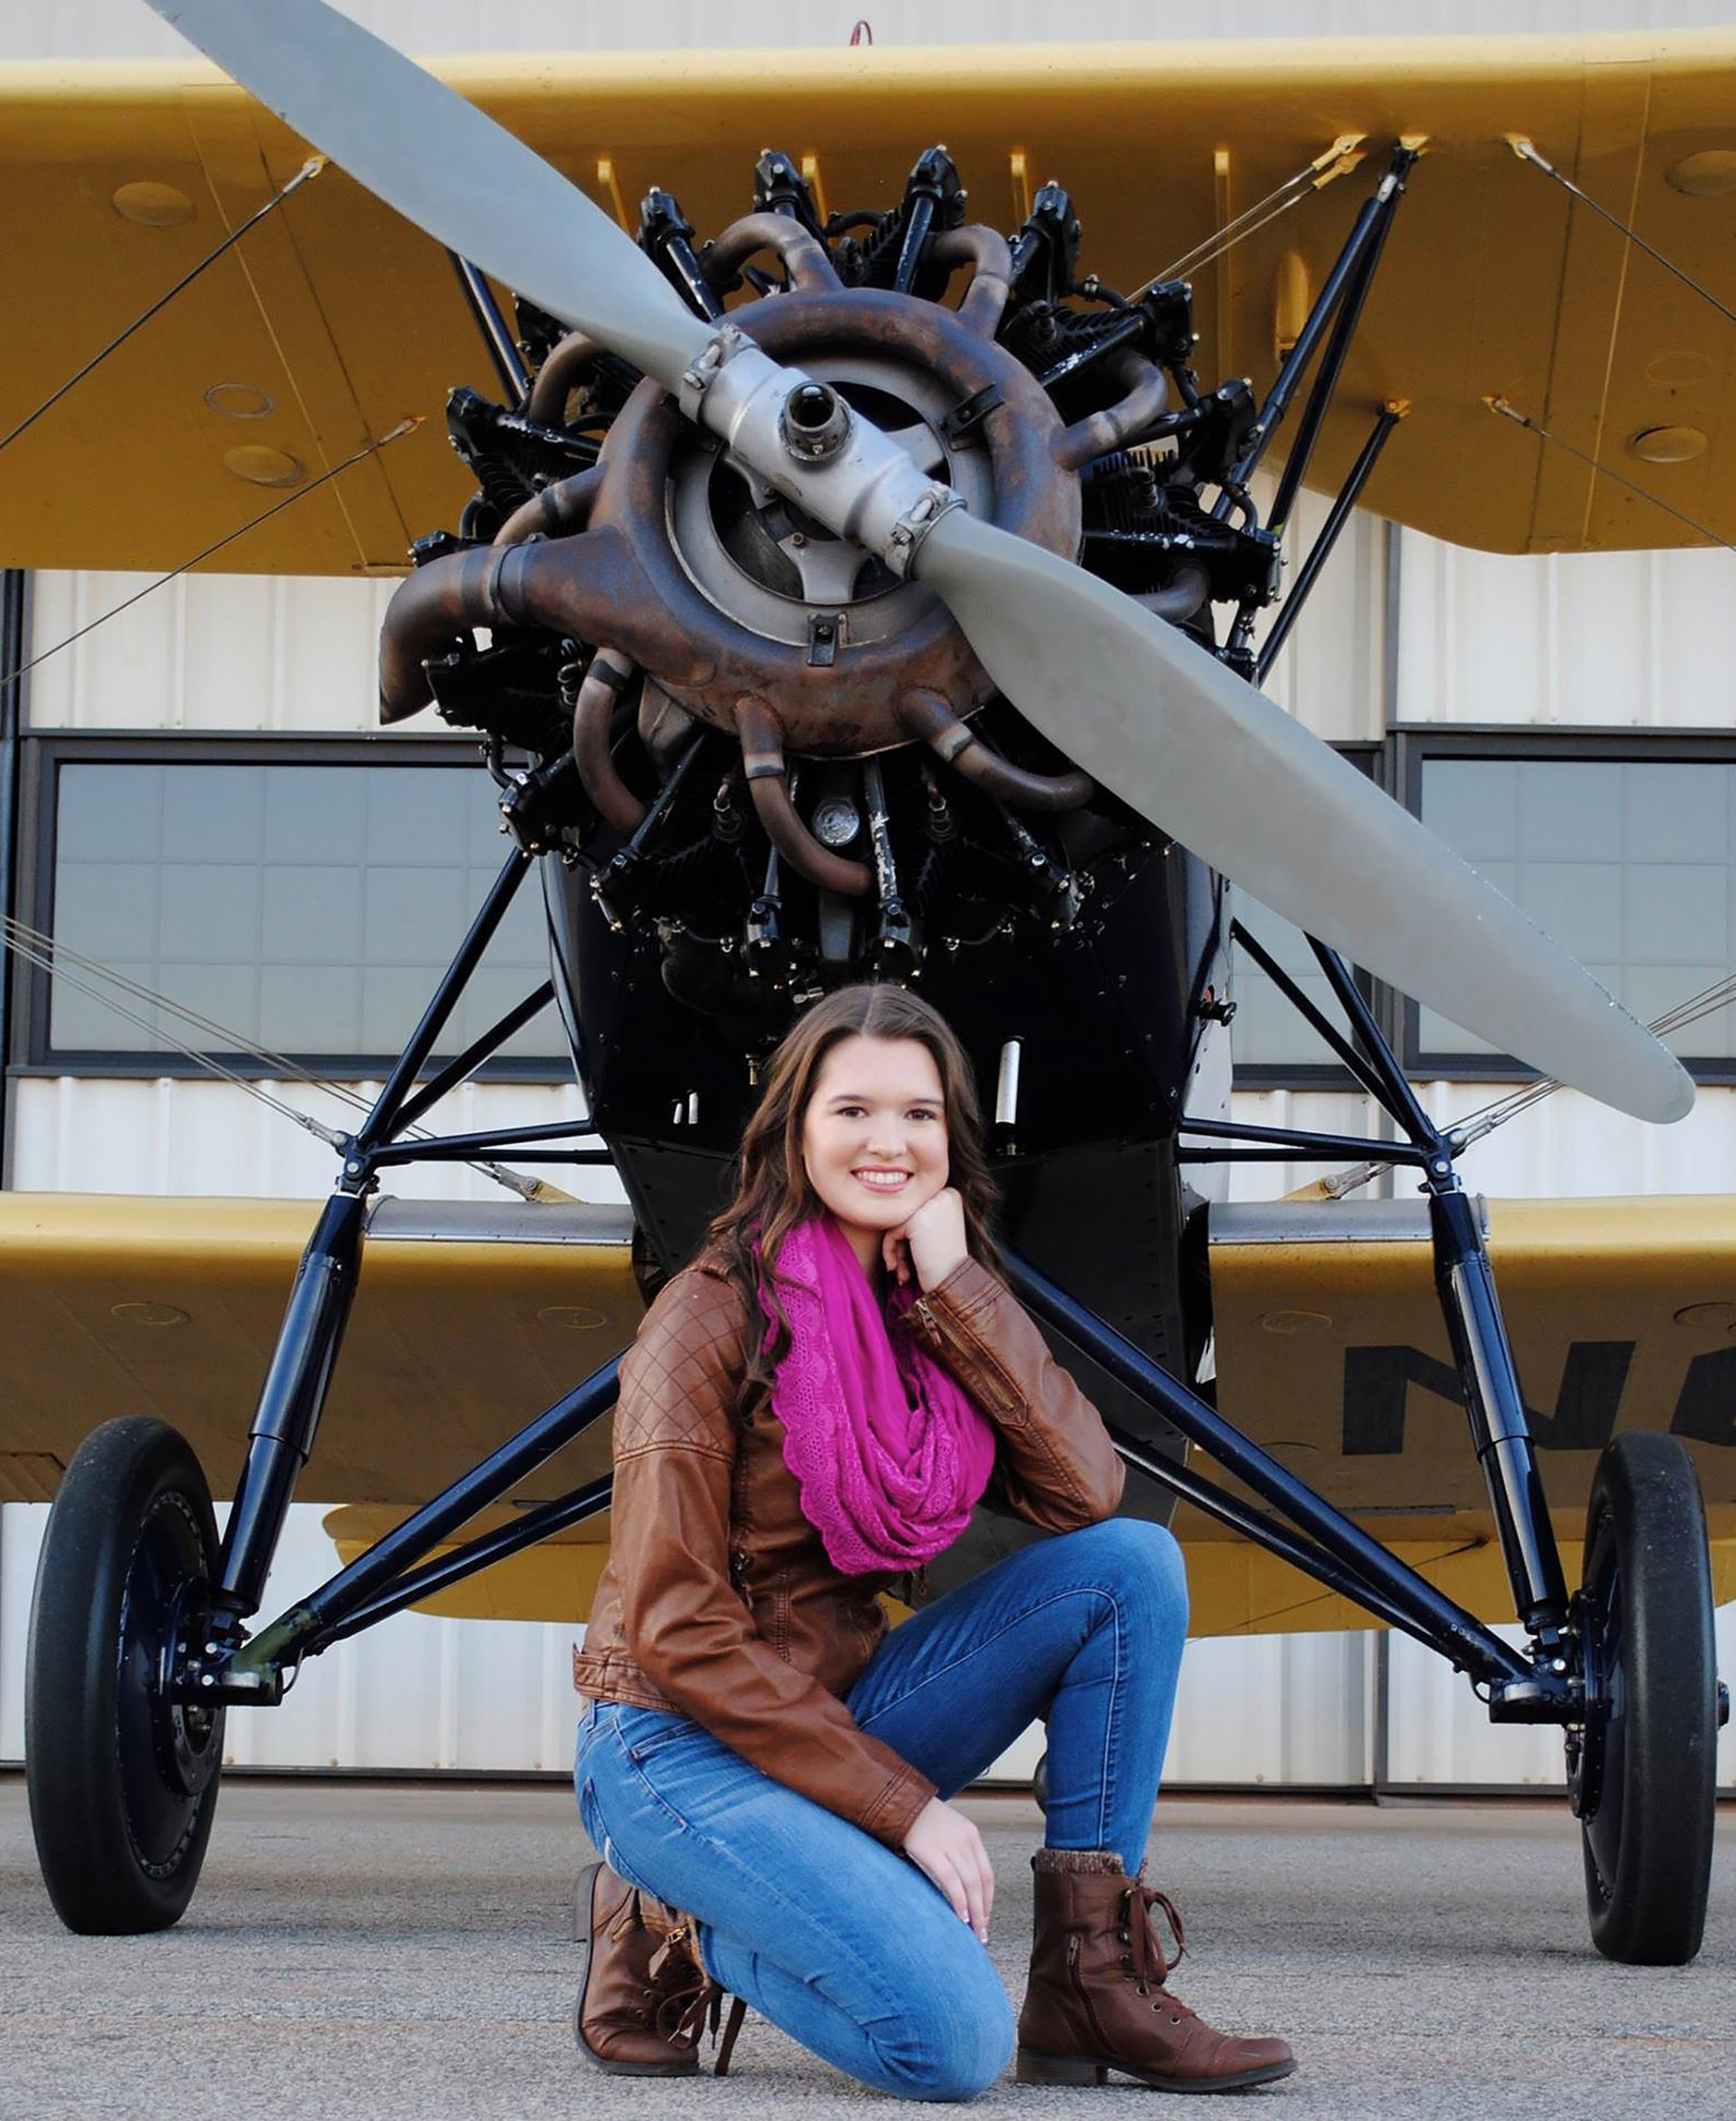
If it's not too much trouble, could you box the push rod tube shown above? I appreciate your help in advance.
[446,251,530,401]
[1002,1251,1534,1686]
[1429,1186,1571,1637]
[1228,918,1393,1104]
[1308,936,1443,1153]
[351,848,532,1157]
[1177,1116,1434,1167]
[361,1119,608,1170]
[1214,144,1416,515]
[217,1188,368,1617]
[1256,404,1401,682]
[392,980,557,1135]
[310,1473,614,1650]
[1265,150,1416,542]
[226,1355,622,1685]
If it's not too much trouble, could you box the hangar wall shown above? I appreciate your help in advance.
[2,0,1733,1796]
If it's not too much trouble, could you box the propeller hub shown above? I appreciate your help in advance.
[576,285,1082,759]
[781,381,853,463]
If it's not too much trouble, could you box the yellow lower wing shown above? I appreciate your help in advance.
[0,1191,639,1509]
[6,1190,1730,1637]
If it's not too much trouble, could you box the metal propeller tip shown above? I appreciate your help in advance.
[146,0,713,391]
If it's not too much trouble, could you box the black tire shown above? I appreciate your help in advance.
[25,1416,226,1934]
[1569,1430,1718,1965]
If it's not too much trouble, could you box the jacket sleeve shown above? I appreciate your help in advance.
[909,1256,1126,1531]
[608,1274,937,1849]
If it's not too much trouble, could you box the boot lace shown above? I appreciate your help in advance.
[1119,1881,1189,1999]
[646,1922,748,2075]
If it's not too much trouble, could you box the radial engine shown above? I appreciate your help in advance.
[382,148,1277,1051]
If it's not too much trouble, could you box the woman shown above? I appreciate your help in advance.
[571,983,1295,2098]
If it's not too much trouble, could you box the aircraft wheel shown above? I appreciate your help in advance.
[1567,1431,1718,1965]
[25,1417,226,1934]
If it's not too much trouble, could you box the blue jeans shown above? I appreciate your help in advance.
[573,1517,1187,2101]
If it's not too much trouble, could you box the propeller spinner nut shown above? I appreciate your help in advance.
[781,381,852,462]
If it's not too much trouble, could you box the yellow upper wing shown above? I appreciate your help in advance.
[5,33,1736,575]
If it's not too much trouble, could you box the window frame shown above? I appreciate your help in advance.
[13,730,573,1084]
[1395,725,1736,1087]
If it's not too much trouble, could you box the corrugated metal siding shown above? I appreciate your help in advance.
[9,1075,617,1203]
[5,0,1732,1794]
[1397,534,1736,730]
[27,571,402,734]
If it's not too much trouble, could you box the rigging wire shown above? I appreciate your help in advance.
[0,158,326,457]
[0,916,566,1200]
[0,921,344,1145]
[1134,136,1365,298]
[0,417,423,693]
[1485,397,1736,554]
[1298,974,1736,1199]
[1508,136,1736,334]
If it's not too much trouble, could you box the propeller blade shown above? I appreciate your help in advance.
[146,0,712,390]
[918,508,1694,1126]
[145,5,1692,1129]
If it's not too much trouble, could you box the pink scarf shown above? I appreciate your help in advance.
[762,1215,997,1577]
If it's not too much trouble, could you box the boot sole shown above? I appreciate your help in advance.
[1016,2047,1297,2093]
[573,1860,699,2078]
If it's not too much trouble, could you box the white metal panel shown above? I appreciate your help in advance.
[1167,1630,1371,1787]
[9,1074,625,1205]
[28,571,400,734]
[1382,1606,1736,1789]
[1397,534,1736,730]
[1418,1078,1736,1199]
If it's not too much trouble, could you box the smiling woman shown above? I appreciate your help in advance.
[798,1032,953,1275]
[566,982,1293,2097]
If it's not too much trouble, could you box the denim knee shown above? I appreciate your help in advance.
[1065,1516,1189,1620]
[876,1977,1015,2102]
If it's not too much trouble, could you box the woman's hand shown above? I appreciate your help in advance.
[902,1796,994,1941]
[882,1186,968,1292]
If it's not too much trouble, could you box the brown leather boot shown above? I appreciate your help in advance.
[573,1862,746,2077]
[1015,1849,1295,2091]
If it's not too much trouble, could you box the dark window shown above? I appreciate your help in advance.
[1404,735,1736,1080]
[27,745,565,1074]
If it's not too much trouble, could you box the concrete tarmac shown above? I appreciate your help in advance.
[3,1778,1731,2121]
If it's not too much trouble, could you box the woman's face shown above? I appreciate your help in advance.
[800,1034,950,1261]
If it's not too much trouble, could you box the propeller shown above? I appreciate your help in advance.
[147,0,1694,1126]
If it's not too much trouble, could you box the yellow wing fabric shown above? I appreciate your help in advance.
[1198,1194,1736,1636]
[0,1191,639,1508]
[6,33,1736,574]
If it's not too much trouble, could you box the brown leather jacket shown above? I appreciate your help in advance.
[572,1251,1126,1850]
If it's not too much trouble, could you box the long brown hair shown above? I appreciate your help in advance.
[706,984,1003,1384]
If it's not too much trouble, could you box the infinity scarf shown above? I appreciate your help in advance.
[762,1215,996,1577]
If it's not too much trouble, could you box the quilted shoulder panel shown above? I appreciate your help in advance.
[613,1266,752,1456]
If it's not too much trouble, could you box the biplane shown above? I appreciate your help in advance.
[4,0,1732,1975]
